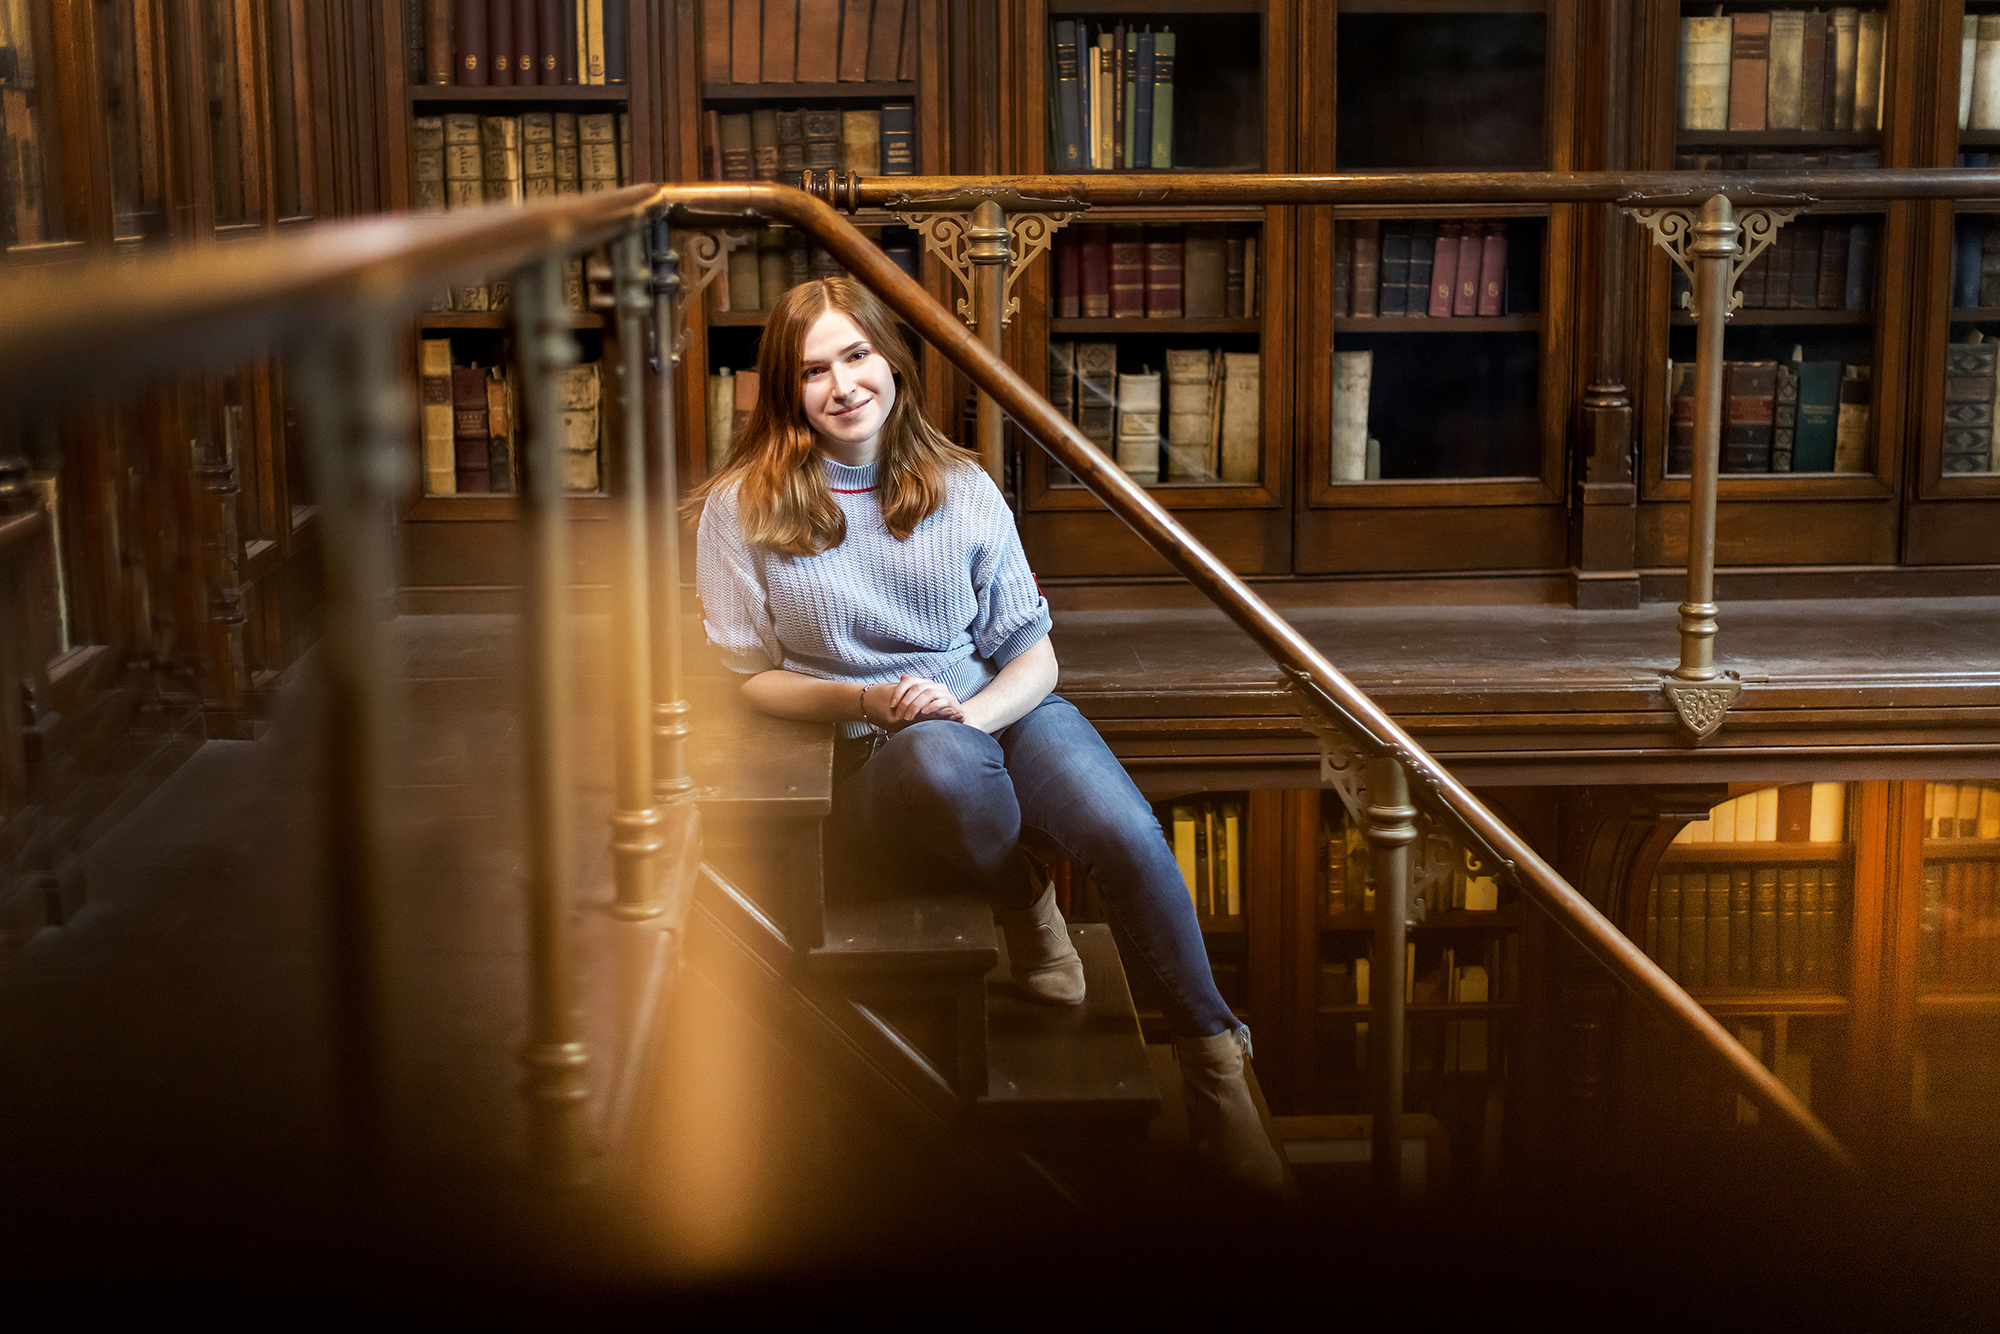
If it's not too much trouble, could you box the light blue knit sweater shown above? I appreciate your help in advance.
[696,456,1052,738]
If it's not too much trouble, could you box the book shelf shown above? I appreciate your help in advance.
[1293,0,1579,581]
[1633,0,1911,573]
[1908,0,2000,564]
[1307,789,1520,1197]
[670,0,952,488]
[1909,781,2000,1138]
[1007,0,1297,577]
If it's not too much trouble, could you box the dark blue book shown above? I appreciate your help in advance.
[1053,21,1084,171]
[1378,223,1410,316]
[880,102,915,175]
[1955,218,1983,309]
[1133,30,1155,169]
[1845,222,1873,311]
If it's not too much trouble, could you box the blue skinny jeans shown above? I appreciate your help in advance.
[828,694,1239,1040]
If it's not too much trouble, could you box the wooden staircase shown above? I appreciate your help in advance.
[686,675,1164,1197]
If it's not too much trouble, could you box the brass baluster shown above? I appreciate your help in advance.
[606,231,664,917]
[647,217,694,810]
[1364,756,1416,1210]
[965,199,1011,486]
[294,314,404,1185]
[513,257,594,1186]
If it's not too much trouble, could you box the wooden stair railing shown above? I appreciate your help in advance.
[18,167,1971,1192]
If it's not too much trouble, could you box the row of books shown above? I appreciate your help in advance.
[1677,9,1888,134]
[1050,224,1258,322]
[0,13,46,248]
[419,339,604,495]
[1918,858,2000,987]
[1163,797,1244,919]
[1049,22,1177,172]
[1665,355,1870,476]
[698,0,916,85]
[1951,218,2000,310]
[410,112,629,312]
[1945,337,2000,476]
[1327,939,1517,1008]
[1045,343,1259,486]
[1330,220,1538,321]
[1668,213,1874,315]
[1321,812,1503,918]
[702,105,914,182]
[1924,782,2000,840]
[705,367,754,470]
[411,0,627,87]
[1673,783,1848,846]
[711,225,917,313]
[1645,865,1848,991]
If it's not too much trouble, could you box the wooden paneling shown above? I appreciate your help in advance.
[1295,503,1567,574]
[1018,506,1291,576]
[1639,499,1901,567]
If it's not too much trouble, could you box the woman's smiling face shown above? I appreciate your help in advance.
[799,309,897,464]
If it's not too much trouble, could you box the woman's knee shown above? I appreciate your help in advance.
[878,719,1008,801]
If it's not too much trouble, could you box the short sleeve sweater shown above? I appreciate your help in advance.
[695,456,1053,738]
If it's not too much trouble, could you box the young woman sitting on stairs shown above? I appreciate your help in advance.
[692,276,1287,1193]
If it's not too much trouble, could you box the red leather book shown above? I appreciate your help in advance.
[515,0,540,89]
[451,366,493,493]
[1056,235,1081,319]
[1452,224,1481,316]
[1477,221,1507,316]
[1110,225,1147,318]
[1728,11,1770,131]
[488,0,515,84]
[1350,220,1380,316]
[1145,225,1183,318]
[1427,222,1459,318]
[538,0,564,83]
[455,0,489,83]
[1078,225,1111,318]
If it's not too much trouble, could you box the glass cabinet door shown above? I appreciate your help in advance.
[3,0,75,253]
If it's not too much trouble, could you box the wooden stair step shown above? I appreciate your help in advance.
[809,892,998,976]
[976,923,1161,1130]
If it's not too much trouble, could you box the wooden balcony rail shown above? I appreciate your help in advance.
[4,169,1927,1184]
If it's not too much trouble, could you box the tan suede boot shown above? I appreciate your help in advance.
[1175,1027,1290,1194]
[995,879,1086,1005]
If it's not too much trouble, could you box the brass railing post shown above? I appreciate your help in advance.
[606,230,665,917]
[513,256,593,1186]
[294,312,404,1186]
[1679,195,1734,686]
[966,199,1011,486]
[646,217,694,808]
[1364,755,1416,1209]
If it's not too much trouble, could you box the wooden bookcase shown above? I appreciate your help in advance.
[1294,0,1581,582]
[1907,0,2000,563]
[1003,0,1299,577]
[1632,0,1913,572]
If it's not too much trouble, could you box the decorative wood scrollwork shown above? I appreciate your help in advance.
[1623,203,1800,322]
[674,229,753,355]
[893,210,1073,330]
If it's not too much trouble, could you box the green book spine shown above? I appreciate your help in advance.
[1794,359,1842,470]
[1729,868,1753,985]
[1799,868,1823,987]
[1707,873,1731,991]
[1123,30,1138,168]
[1778,867,1802,987]
[1679,870,1706,988]
[1150,31,1174,169]
[1752,867,1780,987]
[1656,874,1682,981]
[1821,866,1847,986]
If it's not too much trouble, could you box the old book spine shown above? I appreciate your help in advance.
[700,0,731,80]
[1114,368,1162,483]
[1133,30,1155,168]
[1144,224,1183,318]
[1766,11,1804,130]
[1427,222,1459,318]
[1476,221,1507,317]
[1831,7,1858,131]
[455,0,489,83]
[1218,351,1259,482]
[1331,222,1351,318]
[425,0,455,83]
[1109,224,1146,318]
[866,0,905,81]
[421,339,457,494]
[750,107,781,180]
[1451,223,1481,316]
[521,110,555,199]
[515,0,540,87]
[1656,874,1682,981]
[1164,348,1213,480]
[1667,362,1695,475]
[1789,221,1820,309]
[481,114,522,205]
[775,109,805,179]
[1150,30,1174,169]
[579,111,617,192]
[840,108,880,175]
[1053,20,1083,170]
[1680,872,1707,988]
[1223,228,1246,317]
[451,365,492,493]
[1772,362,1797,472]
[1331,350,1371,482]
[801,108,840,170]
[1404,221,1434,319]
[1377,223,1409,317]
[1778,868,1802,988]
[1853,10,1884,132]
[1845,220,1873,311]
[1835,363,1871,472]
[1078,225,1110,318]
[1800,10,1826,131]
[1982,222,2000,307]
[486,369,514,493]
[1943,340,1996,474]
[555,111,582,191]
[730,0,760,82]
[1751,867,1779,987]
[1976,16,2000,132]
[1118,28,1132,169]
[1816,221,1847,309]
[1723,360,1778,473]
[1725,867,1750,985]
[1351,219,1380,316]
[1074,342,1117,453]
[718,111,754,181]
[1681,16,1733,131]
[1728,11,1769,132]
[1962,15,1981,132]
[411,115,447,211]
[797,0,841,81]
[838,0,873,81]
[762,0,796,81]
[880,102,915,175]
[490,0,516,85]
[1055,233,1080,319]
[1181,222,1225,318]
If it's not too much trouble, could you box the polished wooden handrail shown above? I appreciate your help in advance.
[0,172,1905,1175]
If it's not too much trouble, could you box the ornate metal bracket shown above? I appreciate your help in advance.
[1623,203,1801,321]
[1661,674,1742,743]
[674,229,753,355]
[894,209,1073,330]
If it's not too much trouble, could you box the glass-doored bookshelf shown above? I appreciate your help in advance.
[1910,0,2000,563]
[1295,0,1577,581]
[0,0,78,260]
[1635,1,1906,572]
[1011,0,1297,579]
[1631,783,1857,1135]
[380,0,653,524]
[674,0,947,486]
[1910,779,2000,1143]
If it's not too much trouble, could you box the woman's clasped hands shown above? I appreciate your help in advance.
[863,673,965,729]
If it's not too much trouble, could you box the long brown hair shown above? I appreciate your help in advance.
[691,276,974,556]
